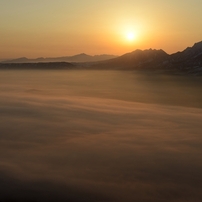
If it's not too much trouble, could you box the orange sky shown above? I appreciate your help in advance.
[0,0,202,59]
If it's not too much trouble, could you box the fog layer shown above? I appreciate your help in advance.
[0,70,202,202]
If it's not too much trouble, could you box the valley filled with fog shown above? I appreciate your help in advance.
[0,70,202,202]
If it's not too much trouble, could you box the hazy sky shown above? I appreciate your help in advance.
[1,0,202,59]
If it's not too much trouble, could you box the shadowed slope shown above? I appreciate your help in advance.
[90,41,202,74]
[99,49,169,69]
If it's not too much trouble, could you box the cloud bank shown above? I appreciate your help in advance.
[0,70,202,201]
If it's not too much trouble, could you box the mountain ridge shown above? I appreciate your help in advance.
[1,41,202,75]
[1,54,118,63]
[89,41,202,75]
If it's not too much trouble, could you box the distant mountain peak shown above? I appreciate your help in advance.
[192,41,202,51]
[2,53,118,63]
[75,53,90,56]
[193,41,202,47]
[130,48,167,54]
[128,48,168,58]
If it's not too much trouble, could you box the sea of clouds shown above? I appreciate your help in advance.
[0,70,202,202]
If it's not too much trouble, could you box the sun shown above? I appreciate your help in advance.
[126,32,136,41]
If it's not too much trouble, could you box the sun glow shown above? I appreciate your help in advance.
[126,32,136,41]
[126,32,136,42]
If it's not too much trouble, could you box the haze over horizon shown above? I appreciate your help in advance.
[1,0,202,59]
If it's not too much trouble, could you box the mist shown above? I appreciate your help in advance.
[0,70,202,202]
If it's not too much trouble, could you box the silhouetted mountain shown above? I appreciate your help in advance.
[93,49,169,69]
[1,41,202,75]
[90,41,202,75]
[166,41,202,74]
[2,54,118,63]
[5,57,29,63]
[172,41,202,60]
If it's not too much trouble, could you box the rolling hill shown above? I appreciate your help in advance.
[2,53,118,63]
